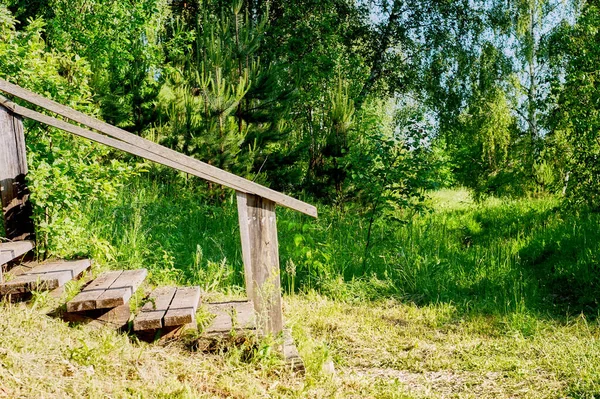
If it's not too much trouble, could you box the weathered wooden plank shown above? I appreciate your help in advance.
[205,301,256,334]
[5,262,35,277]
[237,193,283,335]
[48,267,92,299]
[193,301,256,352]
[236,192,254,299]
[0,97,225,193]
[95,269,147,309]
[22,259,90,277]
[133,286,177,331]
[0,240,34,265]
[1,273,60,295]
[0,85,318,218]
[283,329,305,373]
[0,105,34,241]
[62,304,131,330]
[66,271,122,312]
[163,286,201,327]
[0,259,91,296]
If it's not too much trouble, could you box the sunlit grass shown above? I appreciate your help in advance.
[2,293,600,398]
[6,183,600,397]
[63,182,600,320]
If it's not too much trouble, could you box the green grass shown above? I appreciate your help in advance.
[55,181,600,319]
[10,182,600,397]
[2,293,600,398]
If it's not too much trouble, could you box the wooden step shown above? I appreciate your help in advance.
[133,286,201,331]
[0,240,34,266]
[66,269,147,312]
[133,287,177,331]
[192,300,256,351]
[0,259,91,296]
[204,300,256,335]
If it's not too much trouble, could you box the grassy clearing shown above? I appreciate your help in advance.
[6,182,600,397]
[1,293,600,398]
[56,180,600,318]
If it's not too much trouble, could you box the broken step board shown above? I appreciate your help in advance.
[133,286,201,332]
[204,300,256,336]
[283,329,305,373]
[0,259,91,296]
[67,269,147,313]
[193,300,256,352]
[0,240,34,266]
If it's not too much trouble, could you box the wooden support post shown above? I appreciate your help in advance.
[237,192,283,336]
[0,105,34,241]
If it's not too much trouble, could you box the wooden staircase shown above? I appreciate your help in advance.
[0,250,260,339]
[0,79,310,370]
[0,239,301,369]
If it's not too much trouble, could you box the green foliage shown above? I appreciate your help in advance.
[45,0,167,132]
[2,0,600,327]
[549,3,600,210]
[155,2,293,188]
[60,180,600,321]
[0,5,136,258]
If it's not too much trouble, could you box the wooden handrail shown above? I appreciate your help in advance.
[0,79,316,338]
[0,79,317,218]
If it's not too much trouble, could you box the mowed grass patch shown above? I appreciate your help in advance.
[286,294,600,399]
[1,294,599,398]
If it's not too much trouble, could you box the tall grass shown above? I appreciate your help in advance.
[61,178,600,318]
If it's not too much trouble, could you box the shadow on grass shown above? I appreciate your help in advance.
[85,181,600,321]
[386,199,600,320]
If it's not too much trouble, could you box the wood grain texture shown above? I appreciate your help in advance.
[205,300,256,334]
[0,259,91,296]
[62,304,131,330]
[22,259,90,276]
[0,105,34,241]
[237,193,283,335]
[163,286,201,327]
[133,286,177,331]
[95,269,147,309]
[66,271,122,312]
[0,84,318,218]
[236,192,254,300]
[0,240,34,266]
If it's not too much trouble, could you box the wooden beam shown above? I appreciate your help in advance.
[0,240,34,266]
[236,192,254,299]
[0,105,34,241]
[66,271,122,312]
[0,80,318,218]
[133,286,177,331]
[237,192,283,336]
[163,286,202,327]
[95,268,148,309]
[0,259,91,296]
[0,98,242,194]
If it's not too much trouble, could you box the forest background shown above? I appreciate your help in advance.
[1,0,600,318]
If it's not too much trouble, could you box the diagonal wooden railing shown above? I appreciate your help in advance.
[0,78,317,336]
